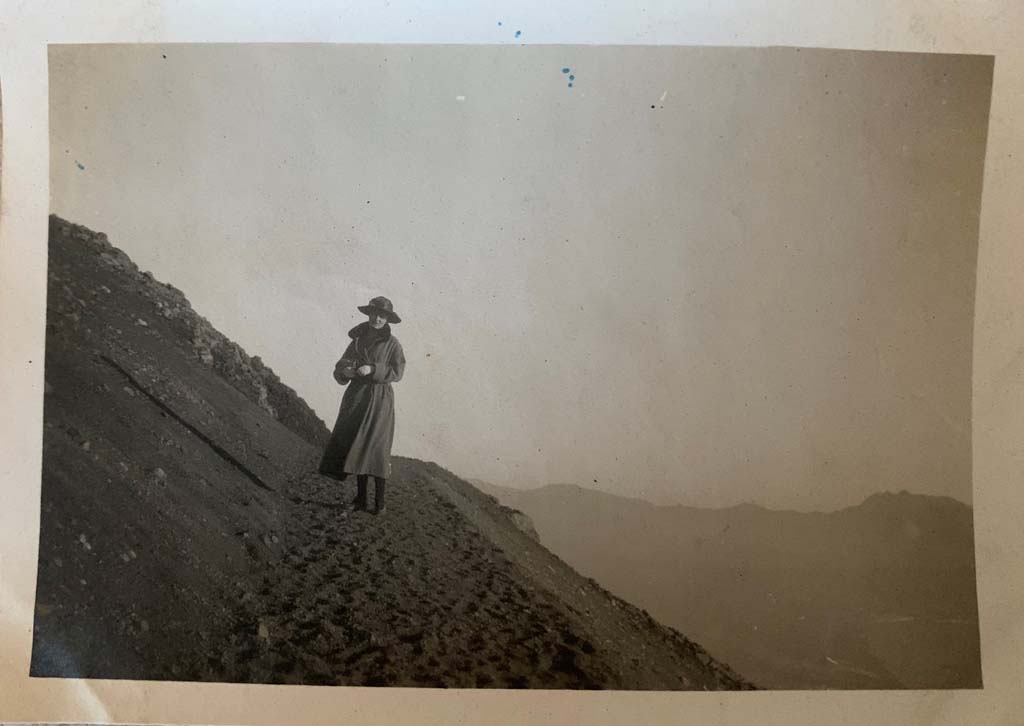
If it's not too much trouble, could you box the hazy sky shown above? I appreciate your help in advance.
[49,44,991,510]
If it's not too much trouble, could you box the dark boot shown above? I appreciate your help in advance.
[373,477,387,516]
[351,475,368,511]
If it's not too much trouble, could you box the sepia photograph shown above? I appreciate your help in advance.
[32,42,992,691]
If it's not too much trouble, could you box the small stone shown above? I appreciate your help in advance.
[258,621,270,641]
[122,386,136,397]
[135,318,149,327]
[99,285,111,294]
[151,467,167,482]
[81,441,91,451]
[53,557,63,568]
[129,549,137,560]
[121,552,132,562]
[118,462,130,473]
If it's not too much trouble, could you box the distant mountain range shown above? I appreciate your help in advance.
[31,215,751,690]
[474,480,982,689]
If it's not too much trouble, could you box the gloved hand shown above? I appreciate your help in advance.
[334,358,358,383]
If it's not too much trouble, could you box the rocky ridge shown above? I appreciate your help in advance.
[48,215,329,448]
[32,216,753,690]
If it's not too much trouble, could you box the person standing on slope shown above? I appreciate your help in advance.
[318,296,406,515]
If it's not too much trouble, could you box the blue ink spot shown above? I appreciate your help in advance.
[515,30,521,38]
[568,83,573,88]
[75,161,85,170]
[498,21,502,26]
[562,68,570,74]
[569,75,575,81]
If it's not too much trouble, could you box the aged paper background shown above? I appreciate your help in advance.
[1,2,1022,725]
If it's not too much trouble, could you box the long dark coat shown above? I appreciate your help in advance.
[318,321,406,480]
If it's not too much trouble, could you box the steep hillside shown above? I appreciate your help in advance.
[479,481,982,689]
[31,216,752,690]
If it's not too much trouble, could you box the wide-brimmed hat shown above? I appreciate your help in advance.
[358,295,401,324]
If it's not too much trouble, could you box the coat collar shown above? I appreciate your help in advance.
[348,321,392,341]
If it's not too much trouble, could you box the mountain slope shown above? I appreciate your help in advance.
[477,481,982,689]
[31,216,752,690]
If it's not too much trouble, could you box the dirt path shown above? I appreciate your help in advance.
[211,468,616,688]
